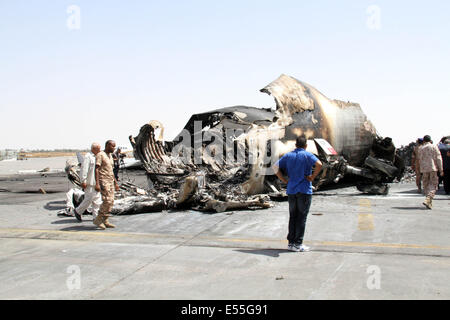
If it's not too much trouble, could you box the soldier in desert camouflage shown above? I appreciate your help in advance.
[418,135,443,209]
[94,140,120,229]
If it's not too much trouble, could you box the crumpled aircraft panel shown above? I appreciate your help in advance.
[98,74,404,214]
[262,74,377,166]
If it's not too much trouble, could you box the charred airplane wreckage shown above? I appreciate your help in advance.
[67,75,404,215]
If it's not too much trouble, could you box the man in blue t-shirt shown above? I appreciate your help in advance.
[273,136,322,252]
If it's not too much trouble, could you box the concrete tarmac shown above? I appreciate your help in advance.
[0,172,449,300]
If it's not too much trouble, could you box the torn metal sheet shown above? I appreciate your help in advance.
[262,74,377,167]
[65,159,82,188]
[65,74,406,215]
[126,74,405,213]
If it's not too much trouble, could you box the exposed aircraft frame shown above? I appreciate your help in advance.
[67,75,405,215]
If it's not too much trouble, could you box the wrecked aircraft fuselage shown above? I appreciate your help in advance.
[261,74,377,167]
[64,74,402,215]
[123,75,404,214]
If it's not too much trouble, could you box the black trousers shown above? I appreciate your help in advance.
[113,166,119,181]
[444,170,450,194]
[287,193,312,245]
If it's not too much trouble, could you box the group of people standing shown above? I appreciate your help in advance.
[411,135,449,209]
[68,140,120,230]
[62,134,447,241]
[273,134,449,254]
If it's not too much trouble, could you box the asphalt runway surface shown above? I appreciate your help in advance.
[0,168,449,300]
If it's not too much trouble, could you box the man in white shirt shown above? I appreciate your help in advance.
[74,143,103,221]
[63,188,84,216]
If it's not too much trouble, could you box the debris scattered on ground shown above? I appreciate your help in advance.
[64,75,410,215]
[397,166,416,184]
[395,141,418,184]
[396,142,416,167]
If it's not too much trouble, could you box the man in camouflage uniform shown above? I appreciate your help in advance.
[411,138,424,193]
[94,140,120,229]
[418,135,443,209]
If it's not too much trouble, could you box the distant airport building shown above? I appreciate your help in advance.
[0,149,18,161]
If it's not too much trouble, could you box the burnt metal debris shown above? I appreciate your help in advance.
[67,75,406,214]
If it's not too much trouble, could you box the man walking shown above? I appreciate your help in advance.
[73,143,102,222]
[411,138,424,193]
[95,140,120,229]
[273,136,322,252]
[438,139,450,194]
[418,135,443,209]
[437,137,448,189]
[112,147,123,181]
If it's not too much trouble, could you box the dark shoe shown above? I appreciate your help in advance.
[74,209,82,222]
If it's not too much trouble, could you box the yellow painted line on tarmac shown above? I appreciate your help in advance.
[0,228,183,239]
[358,199,374,231]
[203,237,450,251]
[1,227,450,251]
[314,240,450,250]
[358,214,374,231]
[359,199,371,208]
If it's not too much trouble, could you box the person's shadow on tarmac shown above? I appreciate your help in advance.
[51,217,99,231]
[44,200,66,211]
[51,219,80,225]
[59,225,100,231]
[234,249,295,257]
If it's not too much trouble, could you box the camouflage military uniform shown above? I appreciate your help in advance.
[418,143,443,208]
[96,151,116,218]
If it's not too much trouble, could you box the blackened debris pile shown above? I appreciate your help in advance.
[66,75,407,215]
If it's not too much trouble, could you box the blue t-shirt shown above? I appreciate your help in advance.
[276,148,319,195]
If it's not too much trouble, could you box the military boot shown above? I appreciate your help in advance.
[103,217,116,228]
[422,196,432,210]
[93,215,106,230]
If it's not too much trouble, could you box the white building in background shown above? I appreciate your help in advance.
[0,149,18,161]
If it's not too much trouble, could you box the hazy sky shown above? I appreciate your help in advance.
[1,0,449,150]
